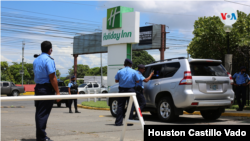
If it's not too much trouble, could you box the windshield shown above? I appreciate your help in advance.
[58,82,65,86]
[190,62,228,76]
[79,84,87,87]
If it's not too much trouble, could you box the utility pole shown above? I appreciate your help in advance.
[101,53,103,87]
[160,25,170,60]
[22,40,25,86]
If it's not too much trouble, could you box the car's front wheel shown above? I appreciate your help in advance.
[157,97,178,122]
[110,99,118,117]
[79,91,85,94]
[200,109,223,120]
[12,90,19,96]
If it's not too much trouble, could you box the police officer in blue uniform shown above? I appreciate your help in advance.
[68,75,81,113]
[133,64,154,119]
[33,41,60,141]
[233,66,250,111]
[114,59,140,126]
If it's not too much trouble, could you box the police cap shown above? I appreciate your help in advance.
[138,64,145,69]
[71,76,75,79]
[124,58,133,65]
[240,66,246,70]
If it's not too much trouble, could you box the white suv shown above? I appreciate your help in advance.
[108,57,234,122]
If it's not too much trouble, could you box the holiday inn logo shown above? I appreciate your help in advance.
[106,6,134,29]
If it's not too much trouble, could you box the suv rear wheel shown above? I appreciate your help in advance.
[157,97,178,122]
[79,91,85,94]
[200,109,222,120]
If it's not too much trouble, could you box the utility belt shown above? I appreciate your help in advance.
[135,86,143,92]
[70,89,78,94]
[37,83,55,92]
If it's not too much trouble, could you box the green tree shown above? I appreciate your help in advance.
[132,50,155,69]
[56,70,61,79]
[24,63,35,84]
[0,71,7,81]
[1,61,15,83]
[187,10,250,62]
[9,62,30,84]
[68,64,90,78]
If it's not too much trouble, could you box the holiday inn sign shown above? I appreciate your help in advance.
[102,6,139,46]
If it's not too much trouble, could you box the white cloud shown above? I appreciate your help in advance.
[1,55,13,62]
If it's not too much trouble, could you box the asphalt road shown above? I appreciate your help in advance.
[1,100,250,141]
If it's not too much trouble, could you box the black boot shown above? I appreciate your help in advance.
[69,109,73,113]
[75,110,81,113]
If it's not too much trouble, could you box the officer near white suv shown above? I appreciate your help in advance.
[114,59,140,126]
[68,76,81,113]
[133,64,154,119]
[233,66,250,111]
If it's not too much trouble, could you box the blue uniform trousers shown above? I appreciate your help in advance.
[35,84,54,140]
[133,89,146,118]
[115,87,135,125]
[235,86,246,110]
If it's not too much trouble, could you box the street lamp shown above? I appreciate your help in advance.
[223,25,233,54]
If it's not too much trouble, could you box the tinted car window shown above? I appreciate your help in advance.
[3,83,9,86]
[150,65,164,80]
[190,62,228,76]
[163,62,180,78]
[94,84,99,87]
[88,84,93,88]
[12,83,15,86]
[143,67,151,78]
[79,84,87,87]
[58,82,65,86]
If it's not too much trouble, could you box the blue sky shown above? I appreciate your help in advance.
[1,0,250,77]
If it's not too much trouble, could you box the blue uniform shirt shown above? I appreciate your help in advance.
[233,72,250,85]
[33,53,56,84]
[68,81,77,88]
[115,66,140,88]
[135,70,145,89]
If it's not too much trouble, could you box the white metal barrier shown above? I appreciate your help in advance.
[0,93,145,141]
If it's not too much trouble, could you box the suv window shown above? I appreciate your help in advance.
[88,84,93,88]
[163,62,180,78]
[79,84,87,87]
[11,83,15,86]
[58,82,65,86]
[3,83,9,86]
[150,65,164,80]
[93,84,99,87]
[143,67,151,78]
[190,62,228,76]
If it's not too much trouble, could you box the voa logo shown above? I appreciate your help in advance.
[221,13,237,20]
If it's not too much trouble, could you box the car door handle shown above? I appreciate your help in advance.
[155,83,159,85]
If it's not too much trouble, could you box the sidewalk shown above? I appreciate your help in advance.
[184,109,250,117]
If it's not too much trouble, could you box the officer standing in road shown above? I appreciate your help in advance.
[133,64,154,119]
[114,59,140,126]
[233,66,250,111]
[68,75,81,113]
[33,41,60,141]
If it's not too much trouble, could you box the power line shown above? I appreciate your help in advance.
[224,0,250,7]
[1,7,101,23]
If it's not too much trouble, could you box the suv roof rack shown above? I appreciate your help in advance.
[151,57,186,64]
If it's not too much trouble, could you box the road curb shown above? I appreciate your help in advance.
[77,104,109,111]
[183,111,250,117]
[77,105,250,117]
[1,106,25,108]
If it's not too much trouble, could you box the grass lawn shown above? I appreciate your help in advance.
[81,101,109,108]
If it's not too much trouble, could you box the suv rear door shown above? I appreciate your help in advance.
[144,64,164,107]
[190,61,231,100]
[2,82,10,94]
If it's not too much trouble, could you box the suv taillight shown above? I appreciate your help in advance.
[179,71,192,85]
[227,72,234,85]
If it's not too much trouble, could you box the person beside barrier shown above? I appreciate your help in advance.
[114,59,140,126]
[233,66,250,111]
[68,75,81,113]
[133,64,154,120]
[33,41,60,141]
